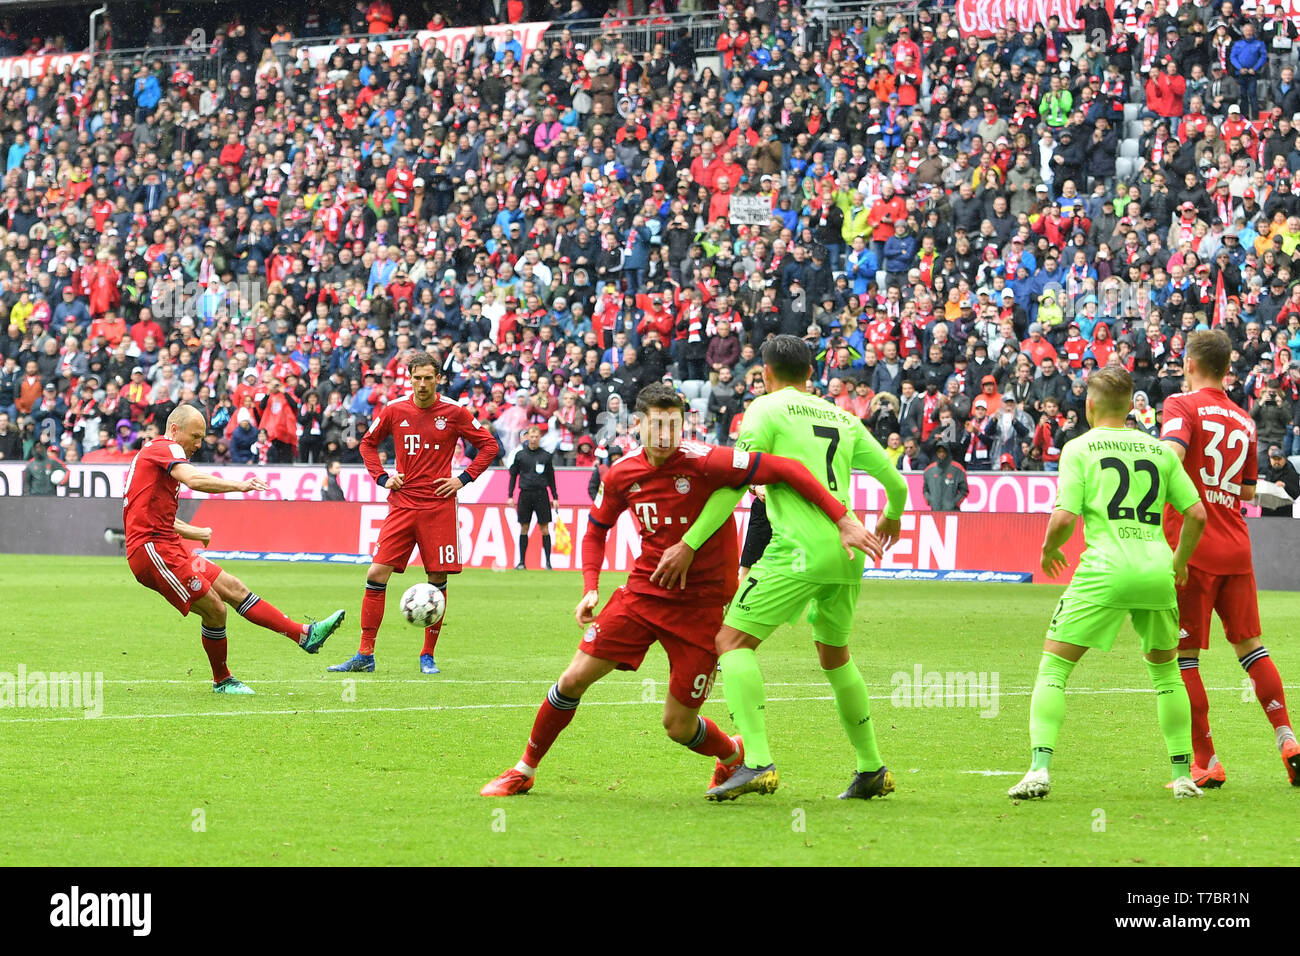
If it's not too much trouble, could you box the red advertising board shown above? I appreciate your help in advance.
[187,501,1086,584]
[956,0,1113,37]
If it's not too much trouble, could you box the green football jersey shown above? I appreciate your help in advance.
[1054,426,1200,610]
[735,387,906,584]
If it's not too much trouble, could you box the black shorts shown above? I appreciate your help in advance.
[517,489,553,527]
[740,497,771,568]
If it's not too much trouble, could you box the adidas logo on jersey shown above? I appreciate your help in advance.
[399,420,410,426]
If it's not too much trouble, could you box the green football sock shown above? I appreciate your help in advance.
[1029,652,1077,769]
[718,648,772,767]
[824,659,882,773]
[1146,657,1194,781]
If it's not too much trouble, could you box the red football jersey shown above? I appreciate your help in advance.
[122,438,188,553]
[584,443,755,607]
[583,441,847,607]
[361,395,500,508]
[1161,388,1258,575]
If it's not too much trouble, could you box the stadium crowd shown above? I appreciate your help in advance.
[1,0,1300,503]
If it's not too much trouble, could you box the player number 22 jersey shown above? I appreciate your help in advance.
[1055,426,1200,610]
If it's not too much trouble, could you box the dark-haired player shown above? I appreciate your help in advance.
[1162,330,1299,787]
[653,335,908,801]
[480,383,882,796]
[328,352,500,674]
[1009,366,1207,799]
[124,405,345,694]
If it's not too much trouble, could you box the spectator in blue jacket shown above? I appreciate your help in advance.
[882,221,917,291]
[6,131,27,173]
[229,410,258,463]
[845,235,878,296]
[620,217,652,297]
[133,69,161,120]
[1231,22,1268,118]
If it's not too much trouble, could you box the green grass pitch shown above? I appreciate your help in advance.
[1,555,1297,866]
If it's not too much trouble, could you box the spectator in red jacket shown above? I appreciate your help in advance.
[257,378,300,463]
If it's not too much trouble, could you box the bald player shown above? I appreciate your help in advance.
[123,405,345,694]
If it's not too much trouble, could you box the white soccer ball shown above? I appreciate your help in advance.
[400,582,445,627]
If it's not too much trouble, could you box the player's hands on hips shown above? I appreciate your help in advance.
[650,540,695,590]
[1173,559,1189,589]
[575,589,600,624]
[835,511,883,562]
[240,477,269,492]
[874,514,902,551]
[385,473,405,491]
[433,476,463,497]
[1041,547,1067,578]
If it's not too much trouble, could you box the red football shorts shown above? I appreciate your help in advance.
[128,538,222,616]
[1177,566,1261,650]
[579,586,722,707]
[373,503,461,573]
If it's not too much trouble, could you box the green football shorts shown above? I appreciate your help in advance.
[1046,592,1179,655]
[724,562,860,647]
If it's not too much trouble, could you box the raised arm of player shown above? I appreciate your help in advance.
[169,462,270,496]
[433,405,501,498]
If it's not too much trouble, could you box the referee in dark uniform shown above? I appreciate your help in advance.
[508,425,559,570]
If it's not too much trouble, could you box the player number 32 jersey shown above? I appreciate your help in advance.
[1159,388,1257,575]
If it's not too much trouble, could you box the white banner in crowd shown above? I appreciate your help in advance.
[0,52,92,85]
[295,22,551,70]
[0,22,549,88]
[728,195,772,225]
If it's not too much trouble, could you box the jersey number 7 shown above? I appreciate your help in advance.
[812,425,840,491]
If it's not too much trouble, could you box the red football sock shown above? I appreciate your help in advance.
[1179,658,1216,766]
[1243,649,1292,733]
[688,716,739,761]
[236,593,305,643]
[201,625,230,683]
[359,582,386,656]
[422,584,447,656]
[522,685,580,769]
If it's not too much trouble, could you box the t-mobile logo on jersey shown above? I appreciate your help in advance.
[633,501,659,533]
[403,434,422,456]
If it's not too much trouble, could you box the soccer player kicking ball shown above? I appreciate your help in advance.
[123,405,345,694]
[1161,330,1299,787]
[329,352,499,675]
[1008,367,1207,800]
[652,335,909,802]
[480,383,882,797]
